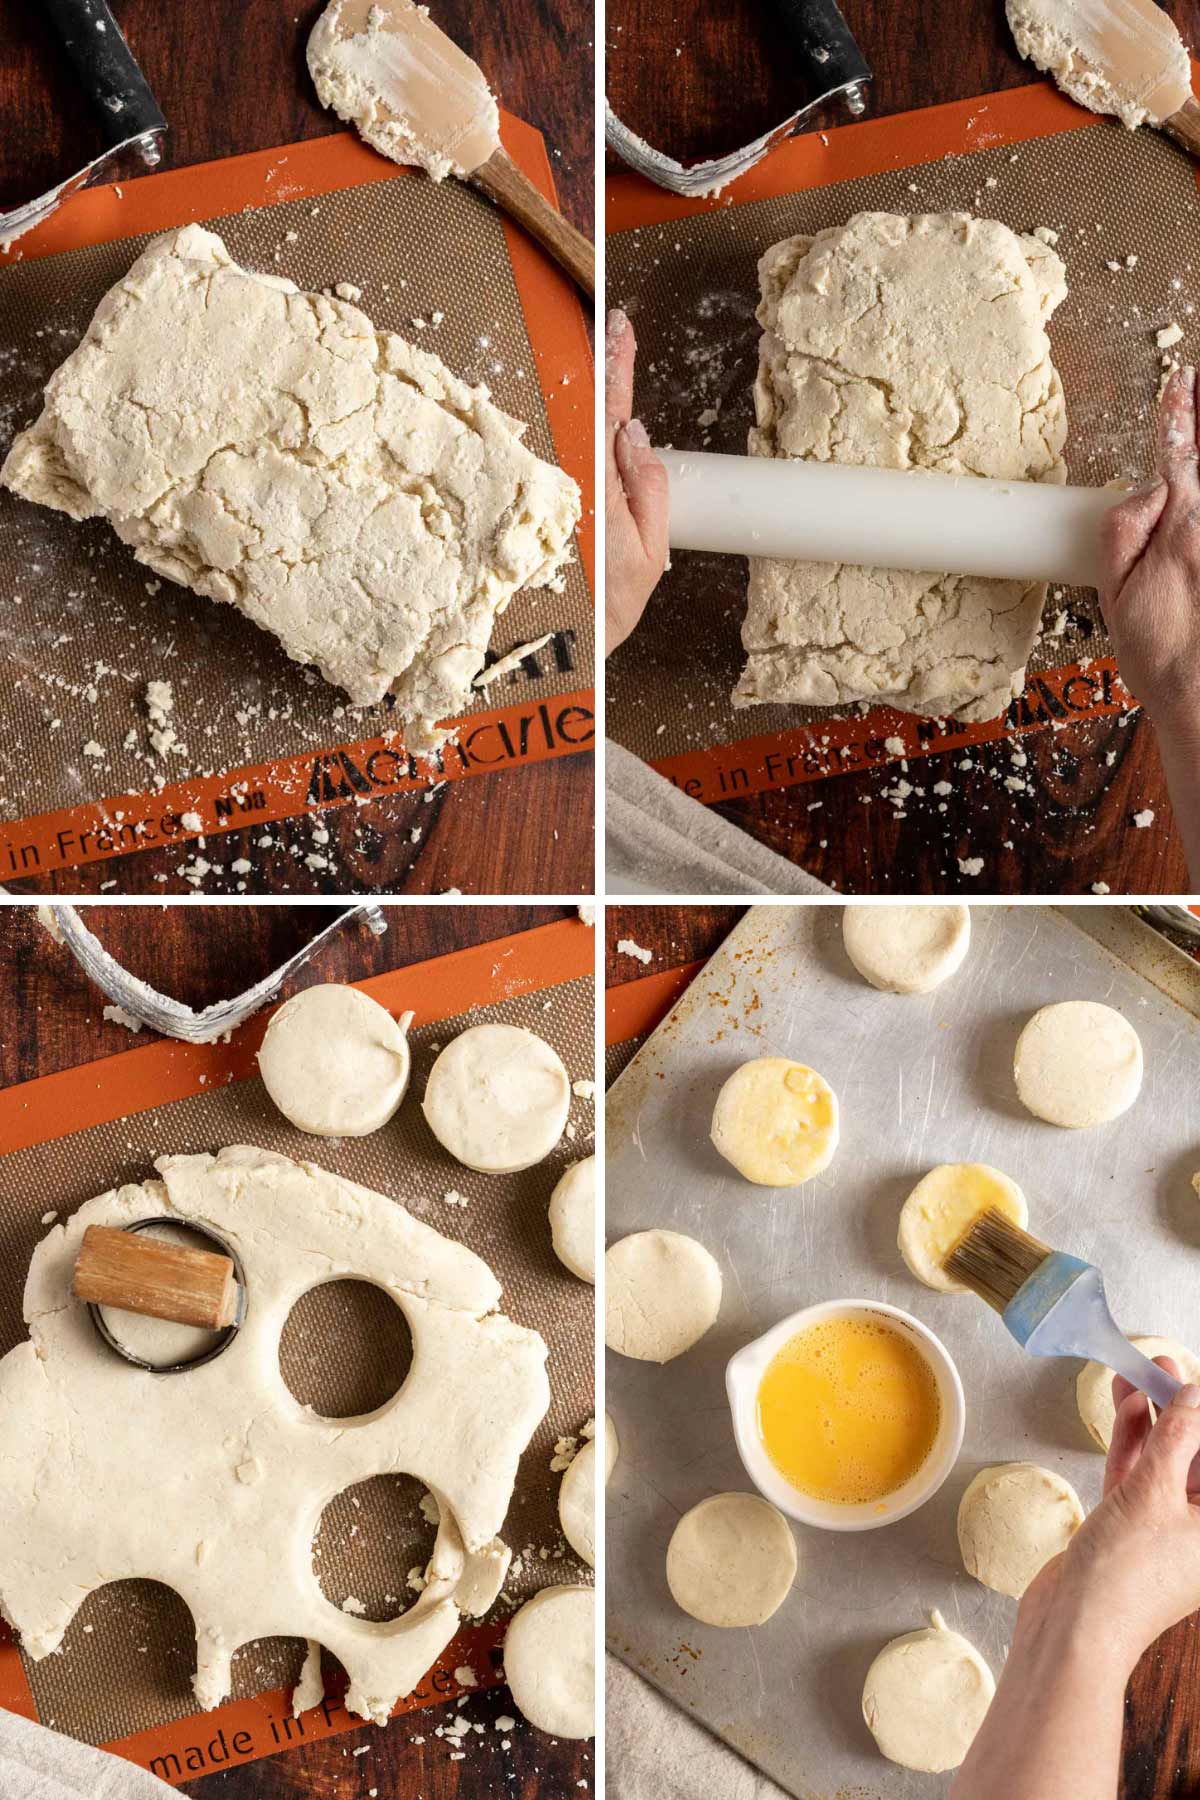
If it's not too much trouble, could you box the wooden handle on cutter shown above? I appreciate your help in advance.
[472,147,595,298]
[1162,95,1200,160]
[72,1225,239,1329]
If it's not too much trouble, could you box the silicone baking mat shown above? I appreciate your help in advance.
[0,120,594,884]
[0,916,595,1783]
[606,81,1199,805]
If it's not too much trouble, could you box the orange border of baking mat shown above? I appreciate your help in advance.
[0,916,592,1781]
[604,959,703,1047]
[607,78,1191,805]
[0,119,594,879]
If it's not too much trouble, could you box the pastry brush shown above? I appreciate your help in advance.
[944,1206,1184,1414]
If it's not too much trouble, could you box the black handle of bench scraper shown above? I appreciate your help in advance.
[39,0,167,152]
[764,0,872,108]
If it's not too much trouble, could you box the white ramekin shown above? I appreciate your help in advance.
[725,1297,965,1532]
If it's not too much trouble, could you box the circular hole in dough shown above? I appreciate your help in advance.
[257,984,411,1137]
[422,1023,571,1173]
[710,1057,839,1187]
[604,1230,721,1363]
[502,1585,595,1738]
[280,1280,413,1417]
[898,1163,1029,1294]
[1013,1001,1143,1129]
[843,904,971,994]
[1077,1334,1200,1449]
[313,1473,436,1621]
[665,1492,796,1628]
[862,1610,995,1773]
[957,1462,1084,1598]
[549,1156,595,1283]
[604,1412,619,1484]
[559,1436,595,1568]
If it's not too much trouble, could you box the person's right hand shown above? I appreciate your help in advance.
[605,309,668,655]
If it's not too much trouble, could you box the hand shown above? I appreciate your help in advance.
[605,309,668,655]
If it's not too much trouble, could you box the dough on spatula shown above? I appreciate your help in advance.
[257,984,411,1137]
[899,1163,1028,1294]
[665,1493,796,1628]
[604,1230,721,1362]
[862,1610,995,1773]
[737,212,1067,724]
[1014,1001,1143,1128]
[503,1585,595,1738]
[423,1024,571,1172]
[710,1057,838,1186]
[1077,1335,1200,1450]
[843,904,970,994]
[559,1436,595,1568]
[548,1156,595,1283]
[958,1462,1084,1598]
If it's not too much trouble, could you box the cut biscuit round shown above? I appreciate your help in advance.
[862,1610,995,1773]
[422,1023,570,1172]
[558,1437,595,1568]
[257,984,411,1137]
[710,1057,838,1187]
[548,1156,595,1283]
[1077,1335,1200,1450]
[843,905,971,994]
[899,1163,1028,1294]
[604,1230,721,1363]
[502,1585,595,1738]
[1014,1001,1143,1129]
[665,1493,796,1628]
[957,1462,1084,1598]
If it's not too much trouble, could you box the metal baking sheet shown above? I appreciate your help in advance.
[605,904,1200,1800]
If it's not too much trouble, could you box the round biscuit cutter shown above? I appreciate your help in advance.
[74,1219,247,1373]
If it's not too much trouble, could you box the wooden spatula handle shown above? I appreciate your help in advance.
[472,148,595,298]
[1162,95,1200,160]
[73,1224,239,1329]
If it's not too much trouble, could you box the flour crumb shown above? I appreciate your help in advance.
[1091,881,1111,895]
[1132,809,1155,827]
[958,856,985,877]
[454,1665,478,1688]
[572,1079,595,1099]
[616,938,653,964]
[1157,322,1184,348]
[102,1003,144,1033]
[341,1595,367,1616]
[442,1189,470,1209]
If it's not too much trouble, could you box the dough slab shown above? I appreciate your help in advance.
[548,1156,595,1282]
[737,212,1067,724]
[1014,1000,1144,1128]
[843,904,971,995]
[604,1230,722,1363]
[502,1585,595,1738]
[899,1163,1028,1294]
[558,1435,595,1568]
[0,1147,549,1724]
[665,1493,797,1628]
[1077,1335,1200,1449]
[709,1057,839,1186]
[862,1610,995,1773]
[257,984,412,1136]
[957,1462,1084,1598]
[422,1023,571,1172]
[0,227,579,742]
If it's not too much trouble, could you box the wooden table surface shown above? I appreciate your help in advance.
[0,2,593,899]
[605,902,1199,1800]
[606,0,1200,897]
[0,901,591,1799]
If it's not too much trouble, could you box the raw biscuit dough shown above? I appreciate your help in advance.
[423,1024,571,1172]
[737,212,1067,724]
[257,983,412,1137]
[0,1146,549,1724]
[0,226,579,741]
[603,1412,619,1482]
[958,1462,1084,1598]
[899,1163,1029,1294]
[710,1057,839,1186]
[843,904,971,994]
[1077,1334,1200,1449]
[558,1435,595,1567]
[604,1230,721,1362]
[665,1492,797,1628]
[1014,1000,1143,1128]
[862,1610,995,1773]
[1006,0,1192,129]
[548,1156,595,1283]
[502,1585,595,1738]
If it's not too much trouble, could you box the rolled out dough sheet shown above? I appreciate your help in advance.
[1,226,580,745]
[736,212,1068,724]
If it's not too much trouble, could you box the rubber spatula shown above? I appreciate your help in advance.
[1,0,166,249]
[1009,0,1200,159]
[312,0,594,296]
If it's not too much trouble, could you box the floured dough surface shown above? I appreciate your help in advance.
[862,1610,995,1772]
[549,1156,595,1282]
[1077,1334,1200,1449]
[503,1585,595,1738]
[1014,1000,1143,1128]
[710,1057,839,1186]
[899,1163,1029,1294]
[257,984,411,1136]
[0,226,579,741]
[605,1229,721,1362]
[737,212,1067,724]
[958,1462,1084,1597]
[559,1435,595,1568]
[1007,0,1192,129]
[665,1493,796,1628]
[423,1023,571,1172]
[843,904,971,994]
[0,1146,549,1725]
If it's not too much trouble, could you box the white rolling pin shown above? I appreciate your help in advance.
[661,450,1122,589]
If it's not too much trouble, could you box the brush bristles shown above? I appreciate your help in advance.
[944,1208,1053,1312]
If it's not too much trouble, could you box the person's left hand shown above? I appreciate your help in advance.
[604,309,668,655]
